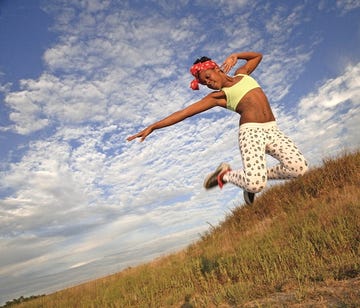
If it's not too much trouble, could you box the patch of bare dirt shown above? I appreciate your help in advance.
[243,277,360,307]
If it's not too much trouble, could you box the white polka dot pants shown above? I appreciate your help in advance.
[223,122,308,193]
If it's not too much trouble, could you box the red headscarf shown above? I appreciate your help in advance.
[189,60,219,90]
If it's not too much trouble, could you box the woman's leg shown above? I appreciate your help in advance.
[266,126,308,179]
[223,125,268,193]
[216,123,307,193]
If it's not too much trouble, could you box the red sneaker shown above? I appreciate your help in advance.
[203,163,231,189]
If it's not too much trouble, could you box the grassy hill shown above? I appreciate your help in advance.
[6,151,360,307]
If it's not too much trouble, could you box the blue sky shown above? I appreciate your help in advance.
[0,0,359,304]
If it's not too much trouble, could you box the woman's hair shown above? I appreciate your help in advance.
[193,56,211,65]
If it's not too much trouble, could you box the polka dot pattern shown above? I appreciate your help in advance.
[223,122,308,193]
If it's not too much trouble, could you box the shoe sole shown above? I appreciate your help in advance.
[203,163,231,189]
[243,190,255,205]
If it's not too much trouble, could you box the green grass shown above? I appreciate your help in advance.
[7,151,360,307]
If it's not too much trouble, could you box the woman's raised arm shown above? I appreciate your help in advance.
[221,51,262,75]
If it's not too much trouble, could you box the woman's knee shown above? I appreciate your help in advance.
[245,175,267,193]
[296,159,308,176]
[283,156,308,178]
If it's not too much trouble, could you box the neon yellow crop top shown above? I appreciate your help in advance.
[221,74,261,111]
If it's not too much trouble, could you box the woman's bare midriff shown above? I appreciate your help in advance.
[236,88,276,125]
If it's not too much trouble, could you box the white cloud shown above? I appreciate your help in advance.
[299,63,360,112]
[318,0,360,14]
[280,62,360,164]
[336,0,360,14]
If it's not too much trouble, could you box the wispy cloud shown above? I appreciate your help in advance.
[295,63,360,160]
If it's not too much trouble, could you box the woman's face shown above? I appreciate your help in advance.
[198,68,222,90]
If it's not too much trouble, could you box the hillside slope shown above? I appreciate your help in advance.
[6,151,360,307]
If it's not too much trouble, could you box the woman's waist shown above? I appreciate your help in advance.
[238,108,276,125]
[239,120,277,129]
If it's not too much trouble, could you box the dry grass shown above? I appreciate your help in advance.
[6,151,360,307]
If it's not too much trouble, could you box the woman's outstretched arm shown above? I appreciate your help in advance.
[127,91,225,142]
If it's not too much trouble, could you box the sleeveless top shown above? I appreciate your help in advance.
[221,74,261,111]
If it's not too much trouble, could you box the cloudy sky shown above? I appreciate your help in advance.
[0,0,359,303]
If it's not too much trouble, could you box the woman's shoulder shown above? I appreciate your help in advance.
[205,90,227,107]
[208,89,226,98]
[234,66,249,76]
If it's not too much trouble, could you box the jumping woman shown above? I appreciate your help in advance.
[127,51,308,204]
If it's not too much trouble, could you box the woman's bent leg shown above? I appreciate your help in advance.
[266,127,308,179]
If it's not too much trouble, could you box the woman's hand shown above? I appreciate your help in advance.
[221,52,262,75]
[221,54,238,73]
[127,126,154,142]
